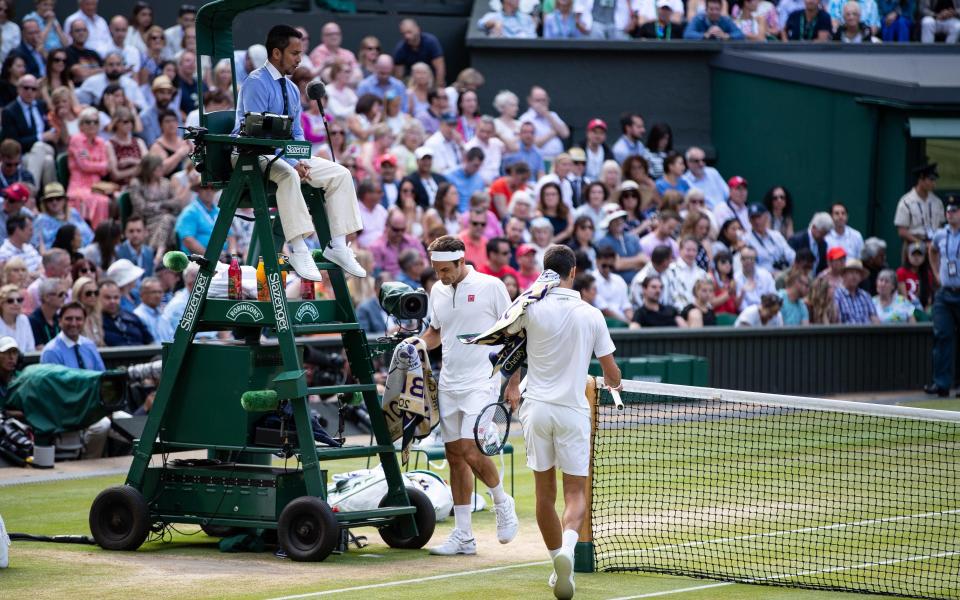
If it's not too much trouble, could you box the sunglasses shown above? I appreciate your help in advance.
[365,45,380,51]
[390,226,405,233]
[4,297,22,304]
[771,193,786,199]
[52,57,66,63]
[19,86,38,91]
[688,158,705,164]
[47,291,67,298]
[688,199,704,205]
[46,196,65,202]
[149,35,164,41]
[81,119,98,125]
[470,221,486,227]
[579,224,595,229]
[329,131,344,136]
[2,161,21,167]
[83,290,99,298]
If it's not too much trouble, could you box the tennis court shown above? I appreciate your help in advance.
[2,388,957,600]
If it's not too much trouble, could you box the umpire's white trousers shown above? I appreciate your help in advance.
[252,155,362,243]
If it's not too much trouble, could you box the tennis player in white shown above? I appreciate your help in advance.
[420,236,520,555]
[505,245,621,599]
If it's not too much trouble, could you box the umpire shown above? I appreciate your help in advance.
[926,196,960,397]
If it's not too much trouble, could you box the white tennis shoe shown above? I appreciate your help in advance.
[550,547,575,599]
[288,249,322,281]
[322,244,367,278]
[428,528,477,556]
[493,495,519,544]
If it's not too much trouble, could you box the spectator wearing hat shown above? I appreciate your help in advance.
[99,278,151,347]
[0,284,35,352]
[519,86,569,163]
[825,202,864,259]
[464,117,504,185]
[32,183,93,252]
[376,153,402,207]
[356,181,388,249]
[592,245,633,323]
[566,147,588,207]
[106,258,144,313]
[835,258,879,324]
[631,275,686,328]
[597,207,645,285]
[0,183,34,244]
[746,203,794,274]
[735,293,784,327]
[778,271,810,325]
[637,0,687,38]
[0,215,40,273]
[873,269,915,324]
[735,245,777,311]
[0,336,22,405]
[488,161,530,219]
[478,0,538,38]
[75,50,146,110]
[817,246,848,290]
[401,146,448,209]
[515,244,541,289]
[28,277,65,349]
[860,236,888,296]
[1,74,57,190]
[639,210,681,259]
[895,163,944,246]
[682,147,728,210]
[544,0,584,38]
[713,176,751,234]
[897,240,934,309]
[139,75,181,147]
[40,302,104,370]
[926,197,960,396]
[612,112,652,165]
[478,237,519,280]
[685,0,747,38]
[789,211,833,275]
[393,19,446,85]
[446,147,486,211]
[502,123,544,183]
[920,0,960,43]
[175,180,223,256]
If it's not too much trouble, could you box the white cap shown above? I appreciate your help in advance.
[657,0,674,8]
[0,336,19,353]
[414,146,433,160]
[106,259,145,288]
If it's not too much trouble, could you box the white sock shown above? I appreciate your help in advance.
[290,235,308,253]
[329,235,346,249]
[562,529,579,552]
[453,504,473,536]
[548,547,562,560]
[490,482,508,504]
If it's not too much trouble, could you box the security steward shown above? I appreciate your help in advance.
[925,196,960,397]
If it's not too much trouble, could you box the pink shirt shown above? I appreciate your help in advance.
[309,45,358,74]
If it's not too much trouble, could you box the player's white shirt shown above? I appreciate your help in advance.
[429,266,510,392]
[521,287,615,415]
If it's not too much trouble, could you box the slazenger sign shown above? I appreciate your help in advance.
[284,142,311,158]
[226,302,264,322]
[269,272,289,331]
[295,302,320,323]
[179,271,210,331]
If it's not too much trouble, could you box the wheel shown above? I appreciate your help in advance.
[277,496,340,562]
[88,485,151,551]
[200,524,246,538]
[378,487,436,550]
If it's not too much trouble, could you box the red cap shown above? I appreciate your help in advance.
[826,246,847,261]
[376,153,398,167]
[727,176,748,188]
[516,244,537,257]
[587,118,607,131]
[2,183,30,203]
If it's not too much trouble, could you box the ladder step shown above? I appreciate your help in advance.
[151,442,394,459]
[294,322,361,335]
[280,262,340,272]
[316,444,394,460]
[307,383,378,396]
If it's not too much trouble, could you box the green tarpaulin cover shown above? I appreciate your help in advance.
[1,364,107,438]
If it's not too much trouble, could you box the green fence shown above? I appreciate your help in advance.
[588,354,709,387]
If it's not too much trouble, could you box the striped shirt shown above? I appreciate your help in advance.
[835,286,877,324]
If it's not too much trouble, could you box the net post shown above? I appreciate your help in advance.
[574,376,598,573]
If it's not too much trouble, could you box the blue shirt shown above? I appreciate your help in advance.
[40,332,105,372]
[612,135,653,165]
[477,11,538,38]
[655,176,691,196]
[115,240,155,277]
[778,289,810,325]
[932,226,960,288]
[356,74,409,113]
[176,198,222,254]
[231,63,305,167]
[133,303,163,341]
[23,12,65,53]
[682,14,746,39]
[835,286,877,324]
[597,232,643,284]
[32,209,94,249]
[502,144,544,182]
[444,167,486,211]
[543,12,583,39]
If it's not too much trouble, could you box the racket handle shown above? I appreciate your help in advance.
[610,387,624,411]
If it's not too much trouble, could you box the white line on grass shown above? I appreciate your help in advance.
[606,508,960,558]
[263,560,550,599]
[606,582,735,599]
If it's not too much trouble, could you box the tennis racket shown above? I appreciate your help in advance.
[474,401,512,456]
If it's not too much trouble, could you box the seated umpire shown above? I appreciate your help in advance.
[231,25,366,282]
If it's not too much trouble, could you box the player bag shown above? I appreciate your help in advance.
[382,338,439,464]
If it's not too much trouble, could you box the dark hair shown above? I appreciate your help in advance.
[356,180,377,199]
[646,122,673,153]
[457,89,477,116]
[543,244,576,277]
[158,108,178,125]
[574,249,592,272]
[203,89,230,107]
[71,258,97,281]
[651,245,673,267]
[506,161,530,176]
[718,218,741,248]
[573,272,595,293]
[659,209,681,223]
[419,267,437,288]
[465,147,485,162]
[663,152,685,173]
[596,245,617,260]
[785,270,809,287]
[93,220,123,268]
[830,202,847,213]
[426,87,443,104]
[266,24,302,58]
[98,83,123,113]
[538,182,569,220]
[433,181,458,216]
[355,93,382,118]
[131,1,153,29]
[705,0,723,6]
[53,224,78,254]
[641,275,662,289]
[59,301,87,320]
[762,186,794,218]
[45,49,70,86]
[125,214,146,227]
[619,111,641,135]
[427,235,466,254]
[6,215,27,237]
[794,247,814,266]
[621,155,650,182]
[486,236,509,257]
[760,292,783,309]
[1,54,24,84]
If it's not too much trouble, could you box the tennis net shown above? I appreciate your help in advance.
[589,379,960,599]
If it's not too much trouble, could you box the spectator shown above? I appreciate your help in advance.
[445,147,486,210]
[81,219,121,269]
[2,257,28,292]
[396,248,425,290]
[10,18,44,79]
[876,0,913,40]
[514,243,540,289]
[309,22,361,83]
[424,112,462,174]
[125,1,155,61]
[519,86,569,163]
[356,273,390,336]
[573,272,598,307]
[163,4,196,58]
[464,117,503,185]
[683,277,717,327]
[371,210,428,277]
[789,211,833,275]
[32,183,92,252]
[357,181,388,249]
[592,245,633,323]
[358,124,396,182]
[612,112,650,165]
[393,19,446,85]
[105,258,141,310]
[662,236,708,311]
[478,237,519,279]
[778,271,811,325]
[0,215,40,272]
[680,211,714,271]
[545,0,584,38]
[149,108,190,177]
[466,190,503,240]
[776,246,814,290]
[321,63,358,122]
[630,244,674,307]
[860,236,888,296]
[894,163,943,246]
[734,0,771,39]
[631,275,686,328]
[818,246,848,289]
[377,154,402,207]
[132,276,163,340]
[832,1,877,41]
[897,241,934,309]
[1,74,57,189]
[835,258,879,324]
[713,217,746,258]
[621,155,659,209]
[138,26,170,92]
[637,1,687,38]
[919,0,960,42]
[459,207,490,270]
[64,19,103,79]
[28,276,64,349]
[575,0,634,39]
[157,261,200,343]
[23,0,68,55]
[655,152,690,196]
[40,301,104,370]
[502,122,544,181]
[537,182,573,243]
[0,284,34,352]
[763,185,794,239]
[504,214,531,254]
[24,247,69,314]
[478,0,538,38]
[0,55,25,107]
[643,122,673,179]
[395,178,424,238]
[414,87,446,136]
[825,202,864,258]
[684,0,746,38]
[104,109,146,186]
[735,245,777,310]
[492,89,521,153]
[873,269,915,323]
[783,0,834,40]
[99,278,151,346]
[735,292,784,327]
[639,210,680,258]
[424,181,462,236]
[64,0,111,56]
[75,50,145,109]
[66,107,110,227]
[682,148,728,210]
[575,181,609,235]
[746,203,794,274]
[597,208,645,284]
[128,155,178,257]
[71,275,103,346]
[174,51,203,115]
[713,176,750,234]
[402,146,447,209]
[175,181,221,256]
[489,161,530,218]
[455,89,481,142]
[0,182,33,245]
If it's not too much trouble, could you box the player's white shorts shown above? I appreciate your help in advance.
[439,383,499,442]
[518,400,591,476]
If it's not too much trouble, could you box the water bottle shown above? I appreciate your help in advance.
[301,276,315,300]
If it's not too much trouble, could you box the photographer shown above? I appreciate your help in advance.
[746,204,795,277]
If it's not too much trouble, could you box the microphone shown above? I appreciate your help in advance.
[307,81,326,102]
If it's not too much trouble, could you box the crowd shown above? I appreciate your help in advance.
[476,0,960,43]
[0,0,949,375]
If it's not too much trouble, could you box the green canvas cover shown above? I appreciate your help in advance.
[2,364,107,438]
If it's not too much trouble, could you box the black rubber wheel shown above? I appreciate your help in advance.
[88,485,151,551]
[200,524,246,538]
[277,497,340,562]
[378,487,436,550]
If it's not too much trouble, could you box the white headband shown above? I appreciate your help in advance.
[430,250,465,262]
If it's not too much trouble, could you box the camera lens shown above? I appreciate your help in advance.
[401,294,427,319]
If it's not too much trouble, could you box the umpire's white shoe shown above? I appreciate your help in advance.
[322,244,367,278]
[288,249,322,282]
[493,495,519,544]
[428,528,477,556]
[550,548,575,599]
